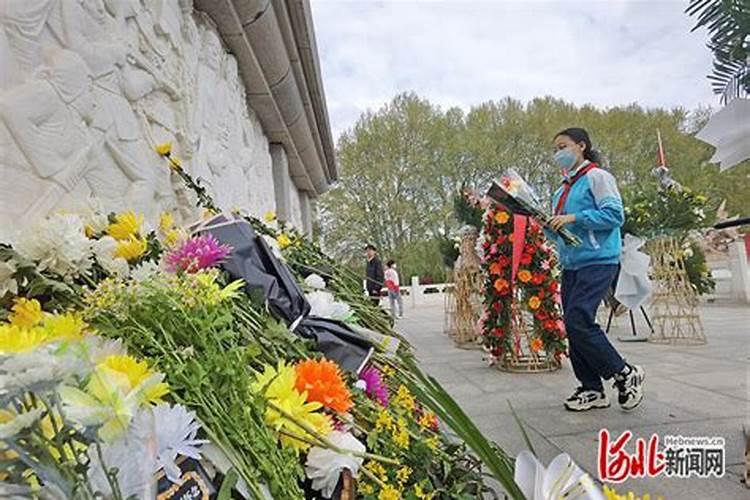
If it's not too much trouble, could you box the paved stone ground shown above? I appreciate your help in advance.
[394,296,750,499]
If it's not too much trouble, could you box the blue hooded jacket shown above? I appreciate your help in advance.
[548,162,624,270]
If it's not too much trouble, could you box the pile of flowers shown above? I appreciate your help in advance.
[0,298,206,497]
[480,206,567,366]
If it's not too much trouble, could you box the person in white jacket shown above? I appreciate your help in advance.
[384,260,404,318]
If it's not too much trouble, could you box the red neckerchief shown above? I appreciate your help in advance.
[554,162,598,215]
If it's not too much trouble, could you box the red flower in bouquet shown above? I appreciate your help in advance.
[498,255,511,268]
[524,244,537,255]
[494,278,510,295]
[537,289,545,299]
[535,310,548,322]
[543,319,558,331]
[531,273,546,286]
[548,281,559,294]
[489,262,503,276]
[492,328,505,338]
[518,270,532,283]
[520,253,533,266]
[496,234,508,245]
[494,211,510,224]
[492,301,504,313]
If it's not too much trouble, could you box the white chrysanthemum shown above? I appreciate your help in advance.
[0,260,18,298]
[304,273,326,290]
[305,431,365,497]
[306,290,351,320]
[87,434,157,499]
[15,214,92,277]
[131,404,207,483]
[93,236,130,277]
[130,260,162,283]
[0,345,88,398]
[0,407,44,439]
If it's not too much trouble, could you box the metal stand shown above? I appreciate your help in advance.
[606,305,653,342]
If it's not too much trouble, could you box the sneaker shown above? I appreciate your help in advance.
[613,364,645,411]
[564,387,610,412]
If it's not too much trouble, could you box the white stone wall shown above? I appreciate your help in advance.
[0,0,302,242]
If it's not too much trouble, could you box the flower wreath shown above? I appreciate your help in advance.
[479,205,567,365]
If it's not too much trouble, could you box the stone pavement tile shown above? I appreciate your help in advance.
[516,398,706,438]
[472,413,565,467]
[663,369,748,401]
[644,376,748,419]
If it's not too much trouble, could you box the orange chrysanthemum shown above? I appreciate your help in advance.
[493,278,510,294]
[489,262,503,276]
[530,338,544,353]
[295,359,352,414]
[517,270,532,283]
[528,296,541,310]
[494,211,510,224]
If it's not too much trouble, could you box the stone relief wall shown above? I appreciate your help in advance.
[0,0,290,242]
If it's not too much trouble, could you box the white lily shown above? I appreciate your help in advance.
[305,431,365,497]
[514,451,605,500]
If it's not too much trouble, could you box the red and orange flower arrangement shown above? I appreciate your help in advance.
[479,205,567,366]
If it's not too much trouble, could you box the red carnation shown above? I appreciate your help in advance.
[549,282,559,293]
[535,310,547,322]
[543,319,557,331]
[498,255,511,268]
[531,273,546,286]
[520,253,533,266]
[525,244,537,255]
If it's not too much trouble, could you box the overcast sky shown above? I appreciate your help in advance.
[310,0,718,140]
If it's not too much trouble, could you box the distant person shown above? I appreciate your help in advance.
[546,127,644,412]
[384,260,404,318]
[365,244,384,307]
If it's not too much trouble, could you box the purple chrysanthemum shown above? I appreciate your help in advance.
[165,234,232,273]
[358,366,389,407]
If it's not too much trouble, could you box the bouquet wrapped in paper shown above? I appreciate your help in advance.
[486,169,582,247]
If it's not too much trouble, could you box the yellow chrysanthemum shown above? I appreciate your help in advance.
[0,324,47,354]
[155,142,172,156]
[252,362,332,452]
[43,313,87,342]
[393,385,416,411]
[159,212,174,232]
[358,482,375,496]
[603,485,662,500]
[9,298,43,329]
[365,461,388,482]
[425,435,440,451]
[107,211,143,241]
[396,466,412,485]
[378,484,401,500]
[114,235,147,262]
[99,355,169,404]
[277,233,292,250]
[393,418,410,449]
[375,409,394,432]
[264,211,277,223]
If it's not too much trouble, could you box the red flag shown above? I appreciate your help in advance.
[656,129,667,167]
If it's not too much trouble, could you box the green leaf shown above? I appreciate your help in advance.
[217,468,239,500]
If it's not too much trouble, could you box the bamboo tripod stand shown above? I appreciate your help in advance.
[647,237,706,345]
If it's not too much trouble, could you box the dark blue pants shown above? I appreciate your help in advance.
[562,264,626,392]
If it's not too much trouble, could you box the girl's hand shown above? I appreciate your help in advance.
[549,214,576,231]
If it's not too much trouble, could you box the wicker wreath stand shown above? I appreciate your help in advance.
[446,227,484,348]
[497,289,561,373]
[647,237,706,345]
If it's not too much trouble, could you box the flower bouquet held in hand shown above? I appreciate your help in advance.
[486,169,582,247]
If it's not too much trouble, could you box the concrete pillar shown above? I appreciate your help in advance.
[299,191,313,237]
[270,143,291,223]
[411,276,420,307]
[729,241,750,303]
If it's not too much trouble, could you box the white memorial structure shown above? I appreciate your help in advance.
[0,0,337,241]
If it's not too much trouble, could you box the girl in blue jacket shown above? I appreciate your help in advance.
[547,128,644,412]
